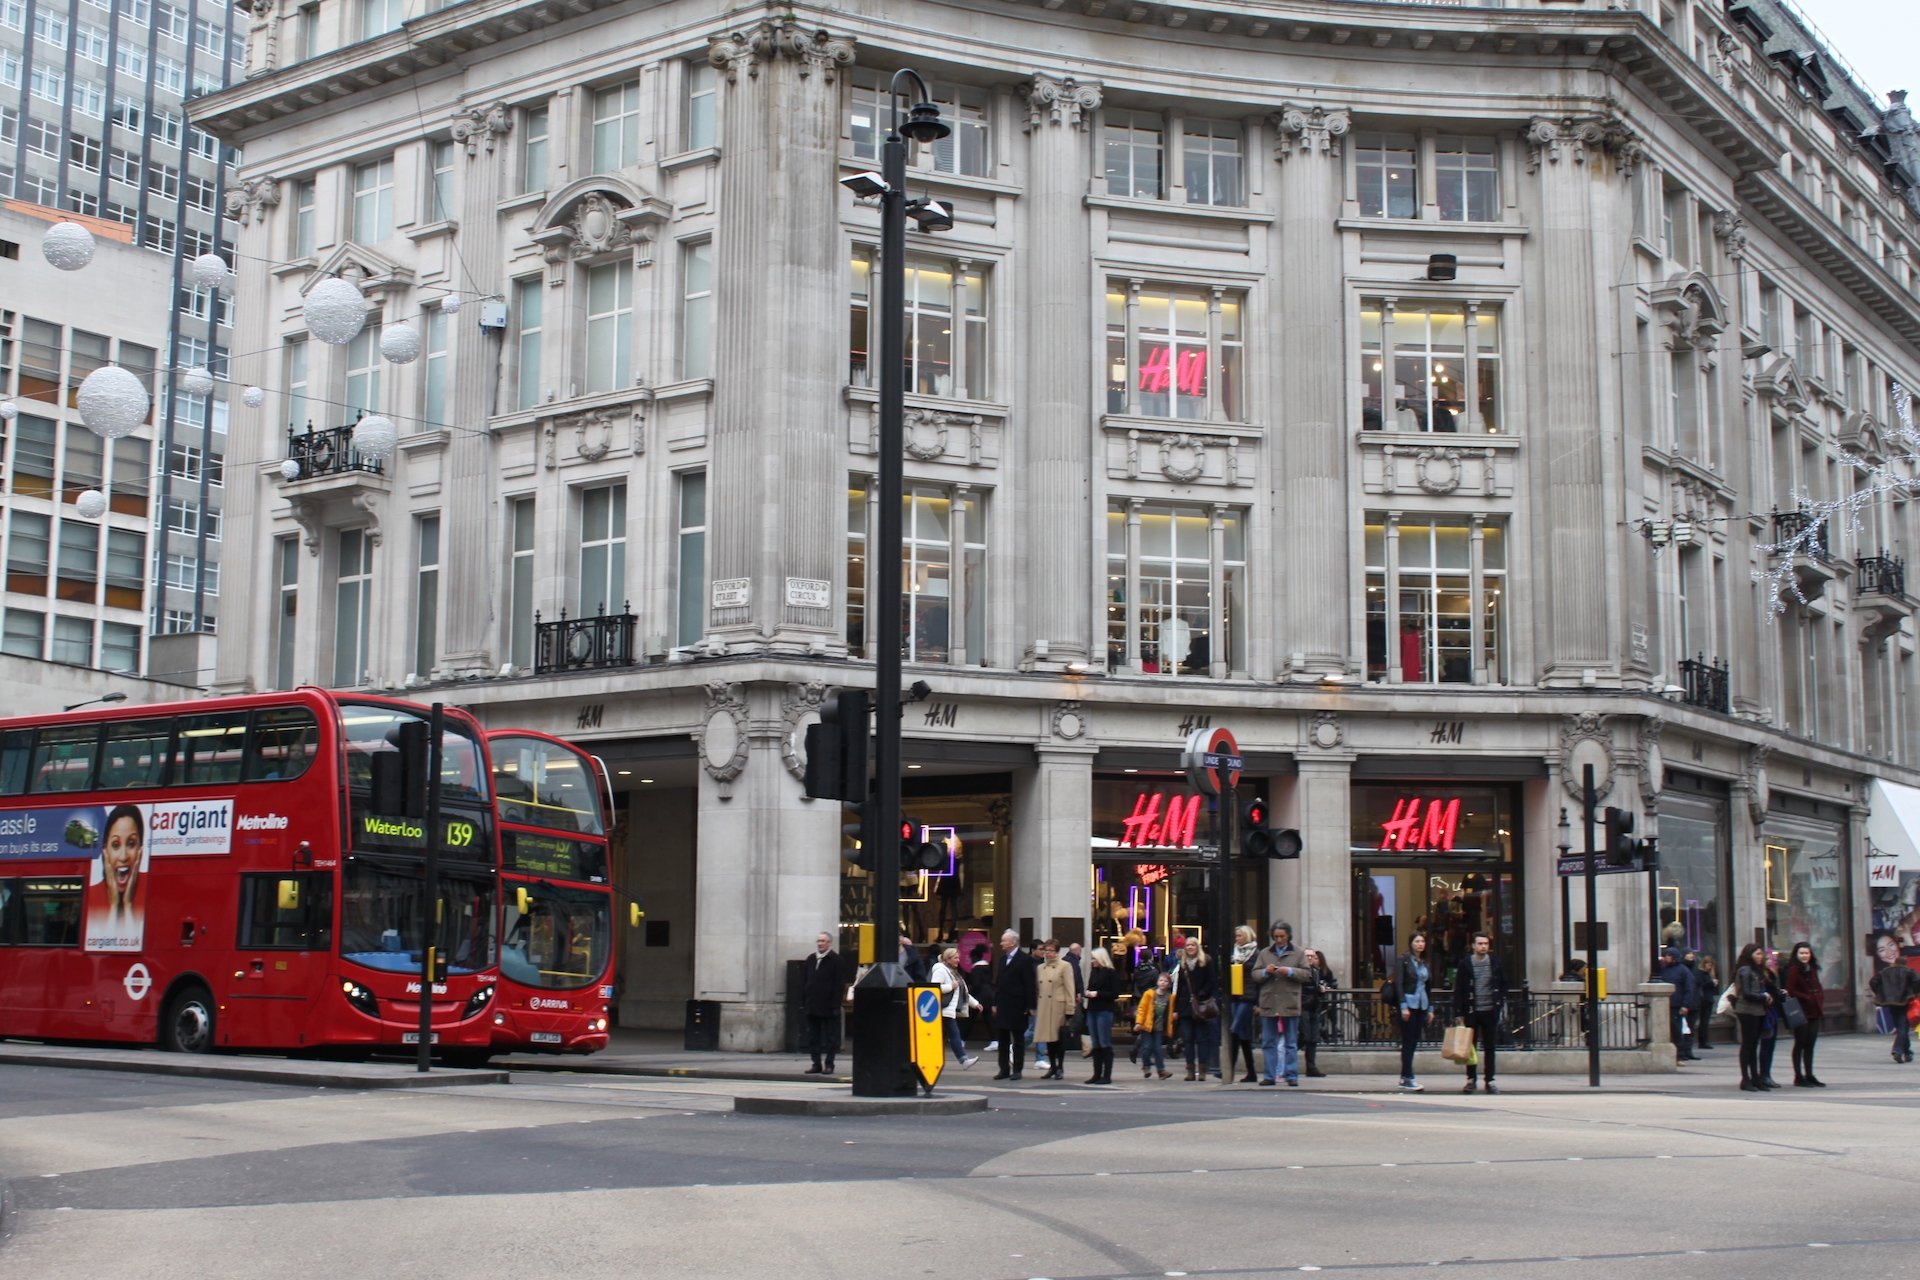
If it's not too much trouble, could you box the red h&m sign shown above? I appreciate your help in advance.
[1378,797,1461,853]
[1119,792,1203,849]
[1138,347,1207,397]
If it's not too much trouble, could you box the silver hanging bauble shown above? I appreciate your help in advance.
[380,322,422,364]
[353,414,399,461]
[179,365,215,396]
[303,277,369,345]
[42,221,96,271]
[441,295,462,315]
[280,458,302,482]
[0,400,16,421]
[76,366,151,439]
[74,489,109,520]
[190,252,231,290]
[243,386,267,408]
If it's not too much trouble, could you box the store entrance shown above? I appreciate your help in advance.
[1351,864,1518,993]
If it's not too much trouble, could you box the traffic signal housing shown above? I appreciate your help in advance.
[1603,807,1637,867]
[900,819,945,872]
[803,689,870,801]
[1242,797,1303,860]
[841,798,874,871]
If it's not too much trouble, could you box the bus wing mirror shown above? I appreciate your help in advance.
[629,903,643,927]
[515,886,531,915]
[276,879,300,911]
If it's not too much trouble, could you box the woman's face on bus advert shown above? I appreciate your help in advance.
[102,816,142,907]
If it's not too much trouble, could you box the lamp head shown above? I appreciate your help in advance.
[907,199,954,233]
[900,100,950,144]
[840,171,888,199]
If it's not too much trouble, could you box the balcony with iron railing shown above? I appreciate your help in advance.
[284,421,384,481]
[1677,654,1731,713]
[1770,506,1834,600]
[1855,551,1912,642]
[534,603,639,675]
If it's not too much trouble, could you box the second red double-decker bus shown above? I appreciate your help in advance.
[485,729,618,1056]
[0,689,499,1055]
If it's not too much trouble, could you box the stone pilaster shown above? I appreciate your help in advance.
[435,101,511,673]
[1011,740,1095,942]
[1270,104,1351,675]
[1279,737,1353,969]
[704,17,853,653]
[1020,73,1102,667]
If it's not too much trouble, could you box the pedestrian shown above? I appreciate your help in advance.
[1451,931,1507,1094]
[1034,939,1077,1081]
[1127,949,1161,1066]
[1173,936,1221,1080]
[1757,949,1784,1087]
[930,945,981,1067]
[1228,924,1260,1083]
[898,933,929,984]
[1064,941,1088,1057]
[799,931,843,1075]
[1696,954,1722,1049]
[1135,972,1174,1079]
[1082,946,1120,1084]
[1731,942,1775,1092]
[1655,946,1699,1061]
[1299,948,1336,1078]
[1682,950,1711,1051]
[1250,920,1311,1087]
[1781,941,1825,1087]
[991,928,1037,1080]
[1395,931,1436,1091]
[1868,930,1920,1064]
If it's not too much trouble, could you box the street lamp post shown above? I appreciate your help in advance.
[843,71,951,1098]
[62,691,129,713]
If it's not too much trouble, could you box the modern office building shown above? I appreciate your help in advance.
[0,0,242,681]
[195,0,1920,1046]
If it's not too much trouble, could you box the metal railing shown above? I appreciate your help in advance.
[1856,553,1907,599]
[1770,507,1829,561]
[534,603,638,674]
[1309,988,1651,1052]
[1678,654,1731,712]
[286,422,383,479]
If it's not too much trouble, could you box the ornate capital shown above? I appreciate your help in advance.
[1559,711,1615,805]
[1271,104,1350,161]
[709,18,854,83]
[1711,210,1747,262]
[695,682,752,795]
[451,101,512,157]
[780,681,829,783]
[224,176,281,225]
[1524,115,1641,177]
[1025,74,1101,131]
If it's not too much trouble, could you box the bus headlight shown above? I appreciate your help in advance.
[590,1017,607,1032]
[340,980,378,1018]
[463,985,495,1018]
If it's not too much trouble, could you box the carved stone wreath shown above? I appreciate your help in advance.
[1414,447,1462,495]
[568,409,615,462]
[567,193,633,258]
[1559,711,1614,804]
[1306,711,1345,751]
[903,409,949,461]
[1051,701,1088,741]
[1159,434,1207,483]
[779,680,829,784]
[694,682,751,792]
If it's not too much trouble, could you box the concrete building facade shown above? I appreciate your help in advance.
[195,0,1920,1046]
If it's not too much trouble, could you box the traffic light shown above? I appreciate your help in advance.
[1603,807,1637,867]
[899,818,945,872]
[804,689,870,801]
[1241,797,1303,860]
[841,797,874,871]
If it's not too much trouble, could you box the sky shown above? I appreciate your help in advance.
[1789,0,1917,104]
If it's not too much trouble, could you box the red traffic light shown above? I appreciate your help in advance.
[1244,799,1267,828]
[899,819,915,842]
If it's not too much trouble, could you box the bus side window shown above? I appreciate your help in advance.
[0,731,32,796]
[29,724,101,794]
[244,707,320,782]
[172,712,248,786]
[100,720,172,789]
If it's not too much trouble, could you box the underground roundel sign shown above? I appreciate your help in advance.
[1183,726,1241,797]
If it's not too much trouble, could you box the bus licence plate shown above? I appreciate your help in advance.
[530,1032,563,1045]
[401,1032,440,1044]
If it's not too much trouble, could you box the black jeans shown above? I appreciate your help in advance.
[1736,1012,1764,1083]
[1790,1019,1819,1078]
[1464,1008,1499,1082]
[1398,1008,1427,1080]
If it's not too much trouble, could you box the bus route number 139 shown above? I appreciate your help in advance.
[444,820,475,848]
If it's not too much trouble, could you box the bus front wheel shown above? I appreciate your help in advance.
[162,985,217,1053]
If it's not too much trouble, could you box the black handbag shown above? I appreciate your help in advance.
[1781,995,1808,1030]
[1192,996,1221,1022]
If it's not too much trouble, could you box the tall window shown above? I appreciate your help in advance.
[584,261,632,394]
[357,0,402,39]
[333,528,373,687]
[10,414,55,498]
[56,519,99,604]
[109,438,148,517]
[508,497,535,668]
[104,529,142,609]
[684,61,716,150]
[1355,132,1417,218]
[414,514,440,679]
[679,241,713,380]
[849,254,989,399]
[849,71,989,176]
[1183,118,1244,207]
[1365,514,1506,684]
[513,277,543,411]
[1105,502,1243,677]
[577,484,626,615]
[1434,136,1498,222]
[344,319,382,417]
[274,535,299,689]
[1359,299,1501,433]
[676,471,706,647]
[6,510,50,595]
[2,610,44,658]
[1104,110,1164,199]
[520,106,548,194]
[284,337,310,430]
[101,622,140,673]
[1105,283,1242,422]
[427,139,455,221]
[51,616,92,667]
[591,80,640,171]
[351,157,394,242]
[421,306,450,426]
[847,479,986,665]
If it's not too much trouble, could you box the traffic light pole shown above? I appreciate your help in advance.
[1583,763,1601,1088]
[1215,777,1237,1088]
[416,702,444,1073]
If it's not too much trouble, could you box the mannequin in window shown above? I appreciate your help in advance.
[1399,618,1425,682]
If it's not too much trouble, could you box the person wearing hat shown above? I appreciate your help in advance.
[1655,946,1700,1062]
[1250,920,1312,1086]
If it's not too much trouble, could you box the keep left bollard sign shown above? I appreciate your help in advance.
[908,985,944,1090]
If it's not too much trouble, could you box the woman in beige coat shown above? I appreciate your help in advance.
[1033,939,1077,1080]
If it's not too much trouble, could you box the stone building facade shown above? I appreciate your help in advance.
[194,0,1920,1046]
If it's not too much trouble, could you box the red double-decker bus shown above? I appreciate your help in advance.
[485,729,618,1056]
[0,690,499,1055]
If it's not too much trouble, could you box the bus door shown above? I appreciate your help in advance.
[224,870,336,1046]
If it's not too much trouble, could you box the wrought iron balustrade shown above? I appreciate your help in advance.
[286,422,383,479]
[1678,653,1731,712]
[1307,988,1649,1052]
[1856,553,1907,599]
[534,604,638,674]
[1770,507,1829,561]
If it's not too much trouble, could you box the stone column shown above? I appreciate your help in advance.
[1523,116,1638,683]
[705,19,853,654]
[1269,104,1352,676]
[691,681,837,1049]
[437,101,513,674]
[1020,73,1102,668]
[1011,739,1094,942]
[1280,737,1353,976]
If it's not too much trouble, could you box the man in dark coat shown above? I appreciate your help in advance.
[1451,931,1509,1093]
[1656,947,1699,1061]
[800,931,844,1074]
[992,928,1038,1080]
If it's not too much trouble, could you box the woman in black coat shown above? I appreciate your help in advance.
[1172,937,1221,1081]
[1299,948,1338,1078]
